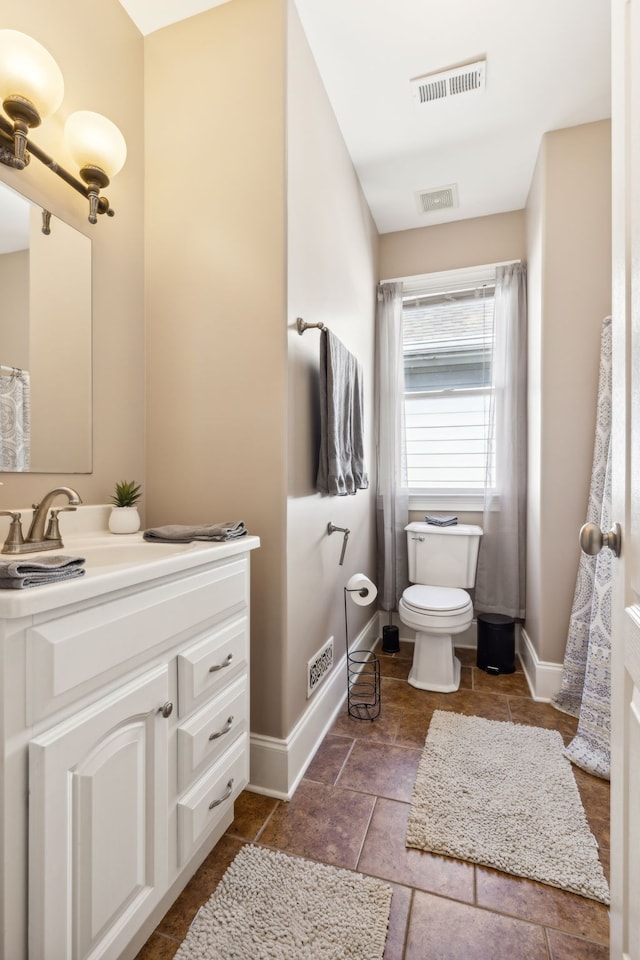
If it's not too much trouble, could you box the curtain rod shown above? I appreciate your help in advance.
[0,365,24,377]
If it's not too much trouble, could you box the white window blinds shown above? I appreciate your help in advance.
[402,280,495,493]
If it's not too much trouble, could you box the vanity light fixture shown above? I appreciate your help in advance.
[0,29,126,223]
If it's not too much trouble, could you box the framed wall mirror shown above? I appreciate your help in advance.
[0,178,92,472]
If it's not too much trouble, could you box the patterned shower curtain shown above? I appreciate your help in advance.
[0,370,31,471]
[551,316,612,780]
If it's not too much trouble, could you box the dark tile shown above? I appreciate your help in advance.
[375,639,414,660]
[405,889,550,960]
[436,688,511,721]
[382,883,412,960]
[571,767,610,816]
[473,666,532,696]
[508,698,579,742]
[133,932,180,960]
[225,789,278,841]
[337,739,422,801]
[454,646,478,666]
[394,706,436,749]
[476,866,609,944]
[358,797,474,902]
[330,703,403,743]
[380,677,442,713]
[459,665,473,690]
[304,734,353,785]
[258,780,375,870]
[547,929,610,960]
[379,655,412,681]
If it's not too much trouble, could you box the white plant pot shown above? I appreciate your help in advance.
[109,506,141,534]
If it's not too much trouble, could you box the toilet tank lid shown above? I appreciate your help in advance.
[405,521,483,536]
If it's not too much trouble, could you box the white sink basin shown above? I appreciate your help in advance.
[66,539,197,568]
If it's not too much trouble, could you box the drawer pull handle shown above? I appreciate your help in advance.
[209,653,233,673]
[160,701,173,719]
[209,778,234,810]
[209,715,234,741]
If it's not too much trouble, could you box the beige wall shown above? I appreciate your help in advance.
[379,210,527,281]
[286,1,378,734]
[29,206,92,471]
[525,120,612,664]
[0,251,29,365]
[144,0,289,739]
[0,0,144,506]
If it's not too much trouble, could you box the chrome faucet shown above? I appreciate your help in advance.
[0,486,82,554]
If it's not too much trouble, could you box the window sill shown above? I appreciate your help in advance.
[408,493,485,513]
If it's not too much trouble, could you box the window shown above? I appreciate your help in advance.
[401,267,497,503]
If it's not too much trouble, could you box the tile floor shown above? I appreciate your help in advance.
[135,643,610,960]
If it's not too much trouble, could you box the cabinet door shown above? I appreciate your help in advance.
[29,663,171,960]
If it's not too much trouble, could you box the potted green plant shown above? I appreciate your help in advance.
[108,480,142,534]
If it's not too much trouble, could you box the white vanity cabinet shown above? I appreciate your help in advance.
[0,534,259,960]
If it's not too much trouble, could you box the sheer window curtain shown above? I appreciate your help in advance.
[375,282,409,613]
[475,263,527,620]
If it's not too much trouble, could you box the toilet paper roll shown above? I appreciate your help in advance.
[345,573,378,606]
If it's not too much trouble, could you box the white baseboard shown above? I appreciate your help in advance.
[518,627,563,701]
[248,612,380,800]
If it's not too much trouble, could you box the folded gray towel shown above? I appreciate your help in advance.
[0,554,86,589]
[143,521,247,544]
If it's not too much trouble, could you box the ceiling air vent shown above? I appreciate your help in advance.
[416,184,459,214]
[411,59,486,106]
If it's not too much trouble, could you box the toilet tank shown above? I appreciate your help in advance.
[405,522,483,588]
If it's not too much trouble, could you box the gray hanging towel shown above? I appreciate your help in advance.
[316,329,368,496]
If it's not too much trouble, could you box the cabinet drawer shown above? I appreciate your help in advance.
[177,734,248,866]
[27,558,249,723]
[177,675,247,792]
[177,616,248,717]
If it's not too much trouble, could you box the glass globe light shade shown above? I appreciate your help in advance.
[65,110,127,179]
[0,30,64,119]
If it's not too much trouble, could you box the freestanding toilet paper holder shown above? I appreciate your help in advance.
[344,575,380,721]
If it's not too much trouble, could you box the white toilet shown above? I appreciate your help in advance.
[398,521,483,692]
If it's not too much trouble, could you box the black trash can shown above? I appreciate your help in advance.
[382,624,400,653]
[477,613,515,675]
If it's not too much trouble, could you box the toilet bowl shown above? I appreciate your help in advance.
[400,522,483,693]
[398,584,473,692]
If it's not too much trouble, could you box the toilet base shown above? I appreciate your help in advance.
[407,631,461,693]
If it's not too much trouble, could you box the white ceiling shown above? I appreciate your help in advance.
[127,1,609,234]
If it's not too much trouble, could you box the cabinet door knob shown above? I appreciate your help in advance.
[209,778,234,810]
[160,701,173,718]
[209,715,234,741]
[209,653,233,673]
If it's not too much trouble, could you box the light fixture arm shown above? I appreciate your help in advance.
[0,112,115,221]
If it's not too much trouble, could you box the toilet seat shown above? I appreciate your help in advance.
[398,584,473,635]
[402,584,471,615]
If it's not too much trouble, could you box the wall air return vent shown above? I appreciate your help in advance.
[416,184,459,214]
[411,59,486,106]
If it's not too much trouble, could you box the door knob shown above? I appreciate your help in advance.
[579,521,622,558]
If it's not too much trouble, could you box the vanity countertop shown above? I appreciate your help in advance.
[0,529,260,619]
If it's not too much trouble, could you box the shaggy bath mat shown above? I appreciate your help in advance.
[173,844,392,960]
[406,711,609,904]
